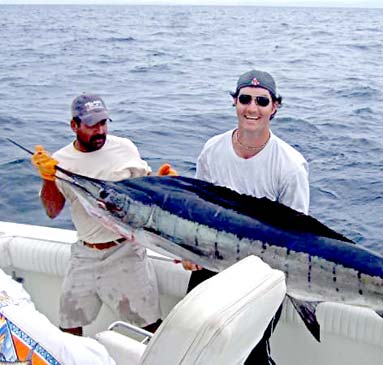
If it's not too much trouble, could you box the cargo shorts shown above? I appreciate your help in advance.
[59,240,161,329]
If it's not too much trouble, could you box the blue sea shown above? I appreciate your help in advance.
[0,5,382,253]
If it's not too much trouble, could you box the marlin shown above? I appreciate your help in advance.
[49,168,382,342]
[6,138,383,342]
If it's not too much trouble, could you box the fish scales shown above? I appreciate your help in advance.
[56,171,383,341]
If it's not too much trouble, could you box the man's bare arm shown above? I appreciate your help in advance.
[40,180,65,218]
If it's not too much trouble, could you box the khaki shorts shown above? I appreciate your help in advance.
[59,240,161,329]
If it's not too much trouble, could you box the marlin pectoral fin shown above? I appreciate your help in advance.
[288,294,321,342]
[375,310,383,319]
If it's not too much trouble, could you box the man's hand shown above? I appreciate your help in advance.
[174,259,203,271]
[31,145,58,181]
[157,163,178,176]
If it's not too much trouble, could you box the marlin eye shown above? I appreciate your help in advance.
[99,189,108,199]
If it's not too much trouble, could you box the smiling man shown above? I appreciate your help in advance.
[31,94,162,337]
[183,69,310,364]
[195,69,309,214]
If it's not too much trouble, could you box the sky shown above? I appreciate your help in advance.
[0,0,381,7]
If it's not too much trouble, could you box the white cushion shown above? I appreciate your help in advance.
[140,255,286,365]
[0,270,115,365]
[0,236,11,267]
[95,331,146,365]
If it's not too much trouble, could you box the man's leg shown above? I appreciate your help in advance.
[142,319,163,333]
[244,304,283,364]
[59,242,103,335]
[187,268,217,293]
[99,244,162,329]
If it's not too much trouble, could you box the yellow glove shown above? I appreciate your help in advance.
[157,163,178,176]
[31,145,58,181]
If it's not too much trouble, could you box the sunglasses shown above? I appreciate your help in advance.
[238,94,271,107]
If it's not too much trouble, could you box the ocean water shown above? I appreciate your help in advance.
[0,5,382,253]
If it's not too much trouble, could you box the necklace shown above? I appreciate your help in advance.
[234,130,270,151]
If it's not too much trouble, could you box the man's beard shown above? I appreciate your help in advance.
[77,134,106,152]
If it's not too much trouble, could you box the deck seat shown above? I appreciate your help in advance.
[0,221,190,315]
[95,255,286,365]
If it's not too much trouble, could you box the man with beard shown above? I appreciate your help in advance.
[31,94,162,336]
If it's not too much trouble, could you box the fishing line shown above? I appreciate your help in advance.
[6,137,108,202]
[6,137,68,175]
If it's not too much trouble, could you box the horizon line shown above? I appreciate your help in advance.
[0,2,382,8]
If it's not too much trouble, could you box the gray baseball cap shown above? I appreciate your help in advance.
[71,94,111,126]
[231,70,278,98]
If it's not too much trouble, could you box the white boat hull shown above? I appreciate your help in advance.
[1,221,383,364]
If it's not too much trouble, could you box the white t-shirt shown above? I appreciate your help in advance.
[196,129,309,214]
[54,135,151,243]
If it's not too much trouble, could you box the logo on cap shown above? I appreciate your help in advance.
[251,77,260,86]
[84,100,104,112]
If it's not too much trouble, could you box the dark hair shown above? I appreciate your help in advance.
[273,94,283,106]
[270,94,282,120]
[72,116,81,126]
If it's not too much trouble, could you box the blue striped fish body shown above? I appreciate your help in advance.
[59,171,383,341]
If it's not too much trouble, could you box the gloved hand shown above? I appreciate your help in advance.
[157,163,178,176]
[31,145,58,181]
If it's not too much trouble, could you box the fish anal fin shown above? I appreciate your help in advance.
[288,295,321,342]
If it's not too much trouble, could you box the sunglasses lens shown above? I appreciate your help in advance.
[238,94,252,105]
[238,94,270,107]
[256,96,270,107]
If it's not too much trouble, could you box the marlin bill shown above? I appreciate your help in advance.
[57,169,383,342]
